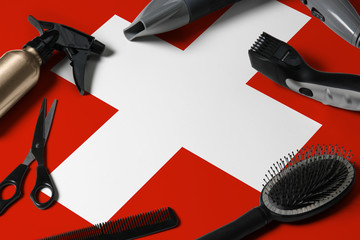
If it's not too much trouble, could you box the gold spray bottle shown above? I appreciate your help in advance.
[0,15,105,118]
[0,31,58,118]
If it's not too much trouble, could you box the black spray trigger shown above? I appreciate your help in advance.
[28,15,105,95]
[68,49,90,95]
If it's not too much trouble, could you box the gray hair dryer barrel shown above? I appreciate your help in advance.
[124,0,241,40]
[302,0,360,48]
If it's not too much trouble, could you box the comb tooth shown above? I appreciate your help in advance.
[128,215,135,230]
[153,209,160,223]
[123,217,129,230]
[130,214,137,229]
[108,220,115,233]
[113,219,119,232]
[129,215,137,229]
[137,213,144,227]
[161,208,167,220]
[124,216,131,231]
[100,222,107,235]
[140,212,147,226]
[114,219,121,232]
[160,208,167,221]
[138,213,145,227]
[107,220,114,234]
[146,211,153,224]
[132,215,138,229]
[159,208,165,222]
[149,209,157,224]
[154,209,160,223]
[162,208,168,220]
[116,218,123,232]
[100,222,106,235]
[115,218,122,232]
[151,210,158,224]
[151,209,157,224]
[119,217,126,231]
[165,207,171,220]
[128,216,134,231]
[137,214,144,228]
[130,214,136,229]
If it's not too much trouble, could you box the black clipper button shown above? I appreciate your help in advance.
[299,88,314,97]
[311,8,325,22]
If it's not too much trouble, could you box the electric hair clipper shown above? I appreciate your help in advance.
[301,0,360,48]
[249,32,360,111]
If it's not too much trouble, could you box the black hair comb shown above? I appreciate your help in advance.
[38,207,179,240]
[197,145,356,240]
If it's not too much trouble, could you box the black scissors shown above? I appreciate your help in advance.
[0,98,58,214]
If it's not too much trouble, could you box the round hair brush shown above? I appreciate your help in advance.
[197,145,356,240]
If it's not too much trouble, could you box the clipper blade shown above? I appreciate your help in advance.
[250,32,283,59]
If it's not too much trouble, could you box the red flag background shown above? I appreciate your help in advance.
[0,0,359,239]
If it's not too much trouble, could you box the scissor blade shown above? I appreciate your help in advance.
[31,99,47,165]
[23,151,36,166]
[44,99,57,142]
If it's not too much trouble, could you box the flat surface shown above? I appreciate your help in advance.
[0,0,359,239]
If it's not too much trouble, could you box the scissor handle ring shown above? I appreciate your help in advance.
[0,164,28,214]
[30,165,57,209]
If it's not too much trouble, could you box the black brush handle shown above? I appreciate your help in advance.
[184,0,241,22]
[196,206,270,240]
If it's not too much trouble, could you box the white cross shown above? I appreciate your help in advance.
[51,0,319,224]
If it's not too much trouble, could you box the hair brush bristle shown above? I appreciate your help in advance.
[261,145,355,217]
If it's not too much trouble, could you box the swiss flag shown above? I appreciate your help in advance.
[0,0,359,239]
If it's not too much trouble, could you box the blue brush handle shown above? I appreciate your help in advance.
[0,164,28,215]
[184,0,241,21]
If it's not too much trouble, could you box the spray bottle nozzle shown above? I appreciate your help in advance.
[27,15,105,95]
[25,31,59,64]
